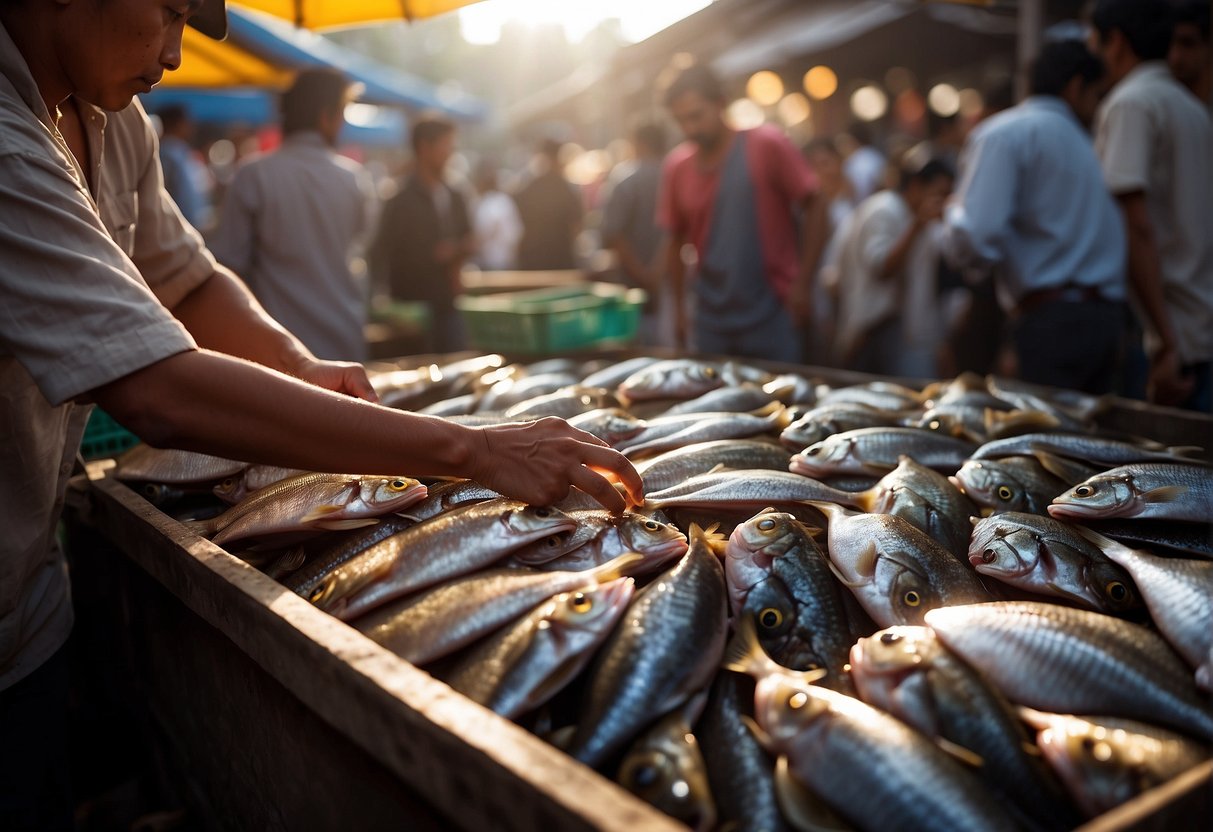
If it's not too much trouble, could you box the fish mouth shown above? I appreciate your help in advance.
[789,454,826,477]
[384,483,429,510]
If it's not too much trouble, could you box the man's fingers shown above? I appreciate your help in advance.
[570,465,627,515]
[580,444,644,507]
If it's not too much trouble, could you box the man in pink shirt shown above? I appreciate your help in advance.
[658,64,828,362]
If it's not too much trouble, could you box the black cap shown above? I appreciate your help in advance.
[188,0,228,40]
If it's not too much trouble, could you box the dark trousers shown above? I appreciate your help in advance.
[1012,299,1125,395]
[0,645,72,832]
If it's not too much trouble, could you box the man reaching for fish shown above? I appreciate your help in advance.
[0,2,641,827]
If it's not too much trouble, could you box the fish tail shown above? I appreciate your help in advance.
[183,518,216,538]
[722,615,777,678]
[589,551,645,582]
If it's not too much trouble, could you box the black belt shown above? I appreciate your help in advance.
[1016,285,1108,316]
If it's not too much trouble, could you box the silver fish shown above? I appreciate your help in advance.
[114,444,245,485]
[213,464,308,504]
[503,386,620,420]
[763,373,818,406]
[1021,709,1212,818]
[791,428,977,478]
[810,502,991,627]
[853,456,978,559]
[282,513,417,599]
[850,626,1079,831]
[951,457,1072,516]
[416,393,480,417]
[580,356,664,391]
[617,360,730,403]
[355,553,642,666]
[566,408,647,445]
[779,402,910,451]
[620,409,791,459]
[508,510,688,577]
[312,500,578,620]
[440,577,635,720]
[663,385,778,415]
[645,469,862,513]
[1078,518,1213,560]
[1048,462,1213,523]
[924,602,1213,741]
[616,703,717,832]
[968,513,1141,614]
[815,382,923,412]
[634,439,791,493]
[971,433,1204,467]
[477,371,582,411]
[1077,527,1213,691]
[566,527,728,768]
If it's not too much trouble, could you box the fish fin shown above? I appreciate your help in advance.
[182,518,216,538]
[1142,485,1188,503]
[313,518,381,531]
[803,500,851,524]
[850,487,879,514]
[978,507,995,518]
[1072,525,1133,559]
[741,715,774,750]
[935,737,984,768]
[826,558,868,590]
[986,408,1060,437]
[1167,445,1205,459]
[774,756,852,832]
[1030,450,1078,481]
[722,616,827,685]
[705,463,729,475]
[299,504,348,524]
[266,546,307,579]
[588,551,645,582]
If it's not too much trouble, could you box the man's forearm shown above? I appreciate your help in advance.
[172,267,314,374]
[1120,196,1178,354]
[799,193,829,285]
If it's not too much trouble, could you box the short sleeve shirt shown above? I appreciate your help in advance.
[0,19,213,689]
[657,124,817,301]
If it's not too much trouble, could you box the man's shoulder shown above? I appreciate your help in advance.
[744,122,795,149]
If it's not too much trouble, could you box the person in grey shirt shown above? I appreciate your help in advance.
[211,68,375,361]
[942,41,1128,394]
[601,119,667,345]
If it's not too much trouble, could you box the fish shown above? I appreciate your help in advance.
[696,673,789,832]
[663,385,778,416]
[114,444,246,485]
[619,408,792,459]
[1076,527,1213,691]
[971,433,1204,467]
[617,360,736,403]
[814,382,923,412]
[644,470,862,514]
[416,393,480,417]
[1048,462,1213,523]
[968,513,1141,614]
[615,702,717,832]
[725,510,856,689]
[1078,518,1213,560]
[725,619,1017,832]
[809,502,991,627]
[580,356,664,391]
[924,602,1213,741]
[281,513,418,599]
[790,428,977,478]
[634,440,792,493]
[1020,709,1212,818]
[566,408,647,445]
[508,510,688,576]
[439,577,635,720]
[477,371,582,411]
[849,627,1079,831]
[311,500,579,620]
[354,553,643,666]
[213,464,308,504]
[951,457,1072,516]
[852,456,978,560]
[779,403,910,451]
[565,527,729,768]
[502,386,621,420]
[762,373,818,406]
[187,473,427,546]
[984,375,1108,422]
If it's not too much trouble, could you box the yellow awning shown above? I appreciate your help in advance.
[231,0,485,30]
[177,24,293,88]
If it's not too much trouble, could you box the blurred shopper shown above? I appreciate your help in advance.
[155,104,212,232]
[471,161,522,271]
[839,121,888,203]
[370,115,473,354]
[1091,0,1213,410]
[601,119,668,346]
[801,137,857,365]
[211,68,374,361]
[515,138,583,270]
[942,40,1128,394]
[829,158,954,378]
[658,63,828,362]
[1169,0,1211,106]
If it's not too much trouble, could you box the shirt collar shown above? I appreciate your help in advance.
[1118,60,1171,88]
[0,16,54,130]
[1022,95,1080,123]
[283,130,331,150]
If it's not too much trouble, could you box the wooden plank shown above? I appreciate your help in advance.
[1076,760,1212,832]
[83,473,683,832]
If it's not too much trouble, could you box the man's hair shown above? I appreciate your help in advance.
[1173,0,1210,40]
[157,104,189,134]
[1091,0,1175,60]
[1029,40,1106,96]
[662,63,726,108]
[631,120,667,156]
[281,68,351,136]
[410,114,455,155]
[899,157,954,191]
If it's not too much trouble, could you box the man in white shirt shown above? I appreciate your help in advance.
[1091,0,1213,411]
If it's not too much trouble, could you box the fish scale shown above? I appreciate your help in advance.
[1049,462,1213,522]
[635,440,791,493]
[646,469,862,512]
[566,530,728,769]
[925,602,1213,741]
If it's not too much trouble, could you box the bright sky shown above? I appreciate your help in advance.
[458,0,714,45]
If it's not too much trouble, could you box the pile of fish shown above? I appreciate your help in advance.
[112,354,1213,831]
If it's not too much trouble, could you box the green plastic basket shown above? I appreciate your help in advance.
[456,283,646,355]
[81,408,139,460]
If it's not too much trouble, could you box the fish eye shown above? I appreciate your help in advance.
[643,520,661,531]
[543,535,563,549]
[1074,485,1095,498]
[806,446,821,456]
[389,479,410,491]
[996,485,1014,501]
[757,518,777,531]
[981,548,997,564]
[219,477,235,490]
[534,507,553,517]
[703,367,717,378]
[1106,581,1128,602]
[570,592,592,612]
[308,582,330,604]
[879,632,902,645]
[903,590,922,607]
[758,607,784,629]
[787,691,808,710]
[928,419,942,431]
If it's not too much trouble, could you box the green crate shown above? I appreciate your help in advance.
[456,283,645,354]
[81,407,139,460]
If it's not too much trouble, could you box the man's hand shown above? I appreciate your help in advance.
[1148,347,1195,407]
[468,417,644,514]
[293,358,379,403]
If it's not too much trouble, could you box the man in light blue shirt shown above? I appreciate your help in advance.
[942,40,1127,394]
